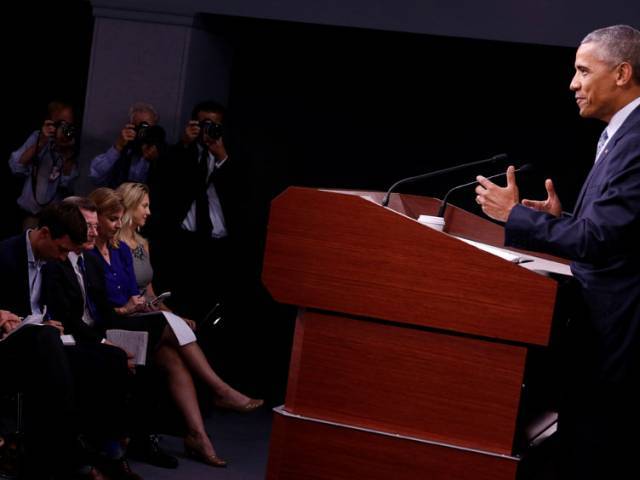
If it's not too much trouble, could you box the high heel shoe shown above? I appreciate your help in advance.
[184,436,227,468]
[213,397,264,413]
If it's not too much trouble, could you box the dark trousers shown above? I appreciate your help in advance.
[558,380,639,480]
[65,343,130,438]
[0,325,76,479]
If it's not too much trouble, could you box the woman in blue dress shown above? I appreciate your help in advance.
[88,187,262,468]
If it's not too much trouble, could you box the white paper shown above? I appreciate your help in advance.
[455,237,523,263]
[162,311,197,346]
[452,235,573,277]
[61,334,76,346]
[106,329,149,365]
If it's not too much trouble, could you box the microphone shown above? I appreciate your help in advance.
[436,163,533,217]
[381,153,508,207]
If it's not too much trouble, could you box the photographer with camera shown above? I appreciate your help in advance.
[90,102,165,188]
[150,100,239,321]
[8,100,79,229]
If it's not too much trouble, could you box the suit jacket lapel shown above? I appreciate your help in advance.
[573,105,640,214]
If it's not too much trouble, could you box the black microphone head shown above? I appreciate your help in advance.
[516,163,534,173]
[492,153,508,162]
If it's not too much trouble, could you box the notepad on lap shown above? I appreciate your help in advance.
[106,329,149,365]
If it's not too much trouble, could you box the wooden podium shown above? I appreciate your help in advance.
[262,187,563,480]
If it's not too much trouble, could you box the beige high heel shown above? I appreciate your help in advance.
[184,435,227,468]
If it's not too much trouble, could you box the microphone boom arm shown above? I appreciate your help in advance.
[381,153,507,207]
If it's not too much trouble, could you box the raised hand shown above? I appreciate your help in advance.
[115,123,137,151]
[475,165,520,222]
[522,179,562,217]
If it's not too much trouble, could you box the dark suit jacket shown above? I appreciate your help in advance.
[148,142,240,238]
[0,233,33,317]
[41,253,116,344]
[505,104,640,383]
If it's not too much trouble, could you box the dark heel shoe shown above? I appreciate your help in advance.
[184,436,227,468]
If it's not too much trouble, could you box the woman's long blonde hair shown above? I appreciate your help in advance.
[115,182,150,246]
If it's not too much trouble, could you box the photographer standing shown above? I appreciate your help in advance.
[150,100,237,321]
[9,100,79,228]
[90,101,163,188]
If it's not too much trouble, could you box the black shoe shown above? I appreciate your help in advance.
[128,434,178,469]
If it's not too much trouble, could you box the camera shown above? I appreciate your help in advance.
[53,120,76,139]
[138,125,166,148]
[199,120,223,140]
[134,121,151,141]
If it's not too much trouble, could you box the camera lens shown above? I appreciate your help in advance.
[54,120,76,139]
[199,120,223,140]
[136,122,151,140]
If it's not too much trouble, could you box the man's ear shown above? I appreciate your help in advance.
[616,62,633,86]
[39,226,51,239]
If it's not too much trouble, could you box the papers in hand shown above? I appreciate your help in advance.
[61,334,76,346]
[106,329,149,365]
[0,312,47,342]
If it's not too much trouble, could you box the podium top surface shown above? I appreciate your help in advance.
[263,187,561,346]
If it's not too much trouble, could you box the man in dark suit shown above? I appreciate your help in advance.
[0,202,86,479]
[0,202,143,479]
[41,196,178,470]
[150,100,240,321]
[475,24,640,480]
[39,199,133,459]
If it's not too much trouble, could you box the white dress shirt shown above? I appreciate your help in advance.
[181,148,228,238]
[25,230,44,315]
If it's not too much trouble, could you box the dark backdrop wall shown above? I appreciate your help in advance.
[213,14,602,235]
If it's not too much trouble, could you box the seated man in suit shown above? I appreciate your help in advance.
[42,196,178,470]
[0,202,140,480]
[0,203,88,479]
[475,24,640,480]
[0,308,72,480]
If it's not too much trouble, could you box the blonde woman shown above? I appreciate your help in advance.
[114,182,172,311]
[88,187,263,468]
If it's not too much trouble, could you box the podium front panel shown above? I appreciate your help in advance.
[285,310,527,454]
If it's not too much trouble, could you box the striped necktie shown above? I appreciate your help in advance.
[595,129,609,161]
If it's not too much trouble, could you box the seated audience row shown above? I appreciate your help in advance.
[0,187,263,479]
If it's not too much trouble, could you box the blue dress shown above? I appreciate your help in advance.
[89,242,140,307]
[88,242,166,358]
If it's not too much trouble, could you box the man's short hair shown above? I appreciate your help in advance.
[582,25,640,83]
[63,196,98,213]
[46,100,73,120]
[128,102,159,124]
[37,203,87,245]
[191,100,226,120]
